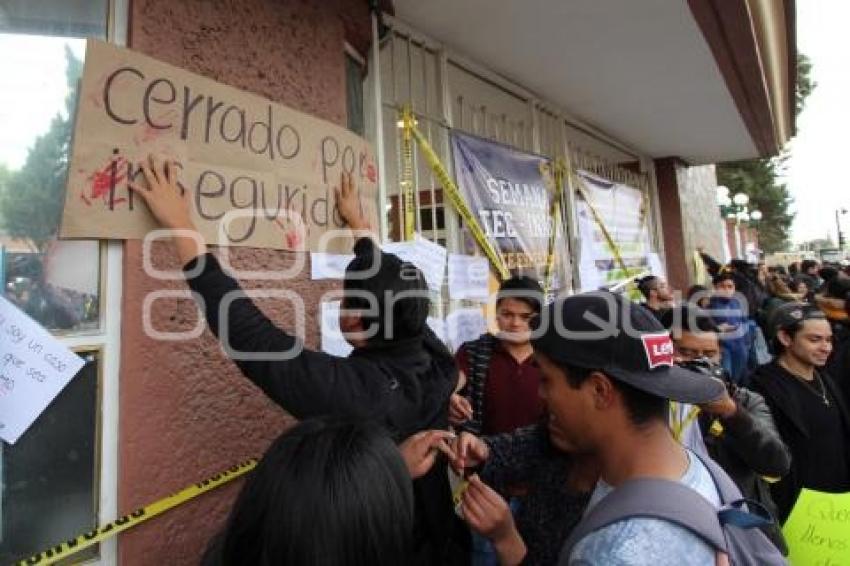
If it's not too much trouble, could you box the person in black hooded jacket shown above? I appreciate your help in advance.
[129,158,468,565]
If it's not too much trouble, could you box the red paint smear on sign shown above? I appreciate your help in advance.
[81,155,128,206]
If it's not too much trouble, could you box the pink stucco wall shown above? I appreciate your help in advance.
[119,1,370,563]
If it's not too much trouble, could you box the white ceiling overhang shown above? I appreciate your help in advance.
[393,0,762,164]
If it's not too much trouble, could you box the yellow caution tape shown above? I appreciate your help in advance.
[709,418,725,437]
[541,160,565,295]
[16,458,258,566]
[670,402,702,443]
[402,109,510,281]
[400,107,416,241]
[452,478,471,509]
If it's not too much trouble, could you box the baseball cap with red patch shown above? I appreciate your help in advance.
[531,292,725,404]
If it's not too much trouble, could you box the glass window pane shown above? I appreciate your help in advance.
[420,207,434,231]
[0,0,107,333]
[0,351,99,564]
[346,53,365,136]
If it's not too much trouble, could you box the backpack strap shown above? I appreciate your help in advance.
[690,449,742,504]
[460,333,496,435]
[559,478,728,561]
[690,450,775,530]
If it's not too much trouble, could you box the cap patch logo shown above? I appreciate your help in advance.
[641,333,674,369]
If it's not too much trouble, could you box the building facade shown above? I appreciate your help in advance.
[0,1,795,564]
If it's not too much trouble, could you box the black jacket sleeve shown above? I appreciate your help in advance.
[700,252,722,277]
[481,424,548,490]
[183,252,394,421]
[716,387,792,478]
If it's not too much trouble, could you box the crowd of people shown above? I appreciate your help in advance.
[128,157,848,565]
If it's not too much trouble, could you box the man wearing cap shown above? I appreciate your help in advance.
[530,292,730,564]
[129,159,468,564]
[751,302,850,522]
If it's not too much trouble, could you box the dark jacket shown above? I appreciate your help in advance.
[185,251,466,565]
[750,361,850,522]
[828,320,850,408]
[699,252,766,318]
[482,425,590,566]
[457,333,498,436]
[699,387,790,498]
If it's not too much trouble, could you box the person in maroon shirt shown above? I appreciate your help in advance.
[448,276,545,565]
[450,276,546,435]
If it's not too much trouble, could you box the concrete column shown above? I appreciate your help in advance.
[653,157,690,291]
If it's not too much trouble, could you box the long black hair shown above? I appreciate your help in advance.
[217,417,415,566]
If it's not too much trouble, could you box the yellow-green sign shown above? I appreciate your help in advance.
[782,488,850,565]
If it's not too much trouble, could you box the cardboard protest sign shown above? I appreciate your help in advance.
[61,40,378,252]
[782,488,850,565]
[0,296,86,444]
[450,132,568,287]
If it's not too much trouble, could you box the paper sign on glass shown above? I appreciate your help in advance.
[320,301,353,357]
[426,316,448,346]
[448,254,490,301]
[310,253,354,280]
[446,308,487,353]
[383,233,447,292]
[0,297,86,444]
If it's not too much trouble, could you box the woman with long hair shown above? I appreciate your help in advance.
[204,417,452,566]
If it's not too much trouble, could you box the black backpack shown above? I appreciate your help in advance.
[559,452,787,565]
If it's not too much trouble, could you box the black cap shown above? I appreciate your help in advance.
[532,292,725,404]
[770,302,826,331]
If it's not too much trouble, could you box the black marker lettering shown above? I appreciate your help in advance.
[104,67,144,125]
[321,136,339,184]
[341,145,355,174]
[143,78,176,129]
[275,124,300,160]
[181,86,204,140]
[248,104,275,159]
[204,97,225,143]
[260,183,283,220]
[220,105,246,147]
[195,170,226,221]
[109,148,119,211]
[227,176,258,243]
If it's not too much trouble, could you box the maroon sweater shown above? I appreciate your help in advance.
[456,339,544,435]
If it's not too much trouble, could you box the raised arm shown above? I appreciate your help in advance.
[128,157,389,420]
